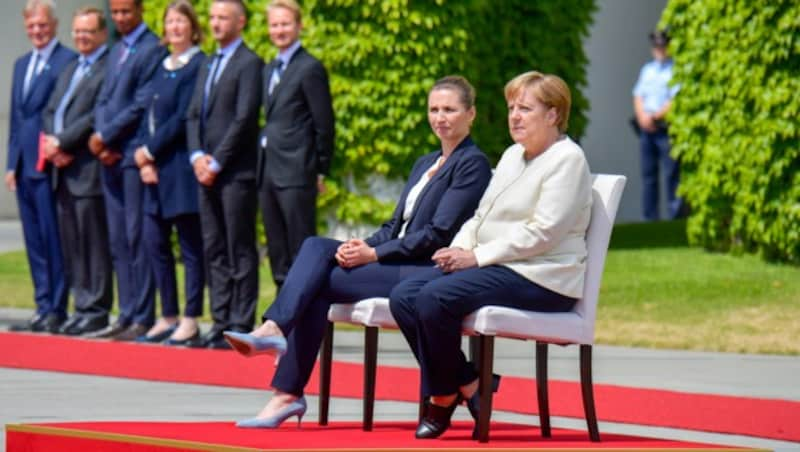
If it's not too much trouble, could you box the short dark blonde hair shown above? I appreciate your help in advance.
[163,0,203,45]
[505,71,571,133]
[74,6,106,31]
[267,0,302,23]
[431,75,476,110]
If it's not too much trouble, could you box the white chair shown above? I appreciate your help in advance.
[319,174,627,441]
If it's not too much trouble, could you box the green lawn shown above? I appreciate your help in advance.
[1,221,798,355]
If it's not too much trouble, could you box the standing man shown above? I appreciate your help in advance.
[5,0,76,333]
[88,0,163,340]
[259,0,334,292]
[186,0,263,349]
[41,7,112,336]
[633,28,683,221]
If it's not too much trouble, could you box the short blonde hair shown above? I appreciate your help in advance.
[267,0,302,23]
[505,71,571,133]
[23,0,56,19]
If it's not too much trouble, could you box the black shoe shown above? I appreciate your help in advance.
[113,324,148,341]
[206,337,233,350]
[8,314,43,332]
[58,315,83,335]
[72,317,109,336]
[415,395,462,439]
[465,374,501,439]
[163,330,201,347]
[84,321,128,339]
[32,313,64,333]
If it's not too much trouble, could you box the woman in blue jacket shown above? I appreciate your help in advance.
[225,75,492,428]
[133,0,205,345]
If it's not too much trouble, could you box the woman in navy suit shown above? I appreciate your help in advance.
[133,0,205,345]
[225,75,492,428]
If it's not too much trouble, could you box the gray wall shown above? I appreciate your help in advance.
[0,0,102,219]
[582,0,668,222]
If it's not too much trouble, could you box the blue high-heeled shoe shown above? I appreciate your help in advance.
[236,397,307,428]
[223,331,288,357]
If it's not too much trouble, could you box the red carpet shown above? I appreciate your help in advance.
[6,420,760,451]
[1,332,798,442]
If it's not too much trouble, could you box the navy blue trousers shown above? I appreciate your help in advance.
[265,237,432,396]
[389,266,576,397]
[143,212,205,318]
[16,176,67,318]
[640,130,682,220]
[101,165,155,327]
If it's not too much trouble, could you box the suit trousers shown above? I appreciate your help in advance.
[101,165,155,327]
[266,236,432,396]
[16,175,68,318]
[55,182,112,322]
[199,178,259,333]
[389,265,576,397]
[259,181,317,286]
[143,212,205,318]
[639,130,682,220]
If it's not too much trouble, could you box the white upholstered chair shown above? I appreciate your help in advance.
[319,174,627,442]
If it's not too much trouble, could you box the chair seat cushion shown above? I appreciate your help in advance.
[327,297,398,329]
[462,305,591,345]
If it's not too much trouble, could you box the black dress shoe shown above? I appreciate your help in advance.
[206,337,233,350]
[465,374,501,439]
[32,313,65,334]
[415,395,462,439]
[113,324,148,341]
[63,316,108,336]
[84,321,128,339]
[163,330,201,347]
[58,315,83,335]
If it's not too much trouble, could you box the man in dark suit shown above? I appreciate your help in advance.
[259,0,334,291]
[186,0,263,349]
[87,0,163,340]
[40,7,112,336]
[5,0,77,333]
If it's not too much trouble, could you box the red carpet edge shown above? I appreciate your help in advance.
[0,331,797,442]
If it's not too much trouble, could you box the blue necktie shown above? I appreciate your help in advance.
[54,60,90,133]
[268,60,284,96]
[202,53,223,118]
[23,52,40,98]
[117,41,130,66]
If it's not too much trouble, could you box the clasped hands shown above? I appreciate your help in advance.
[192,154,217,187]
[335,238,377,269]
[134,146,158,184]
[41,135,74,168]
[88,132,121,166]
[432,247,477,273]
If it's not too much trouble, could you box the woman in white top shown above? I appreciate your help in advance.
[389,71,593,440]
[224,75,492,429]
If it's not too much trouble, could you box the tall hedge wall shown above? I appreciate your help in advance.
[142,0,595,226]
[662,0,800,263]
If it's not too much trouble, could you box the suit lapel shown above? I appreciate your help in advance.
[64,51,106,112]
[266,47,304,116]
[207,45,243,113]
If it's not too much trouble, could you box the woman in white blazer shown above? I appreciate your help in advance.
[389,71,593,440]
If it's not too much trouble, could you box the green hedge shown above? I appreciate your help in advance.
[142,0,594,227]
[662,0,800,263]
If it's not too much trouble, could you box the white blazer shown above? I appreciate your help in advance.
[450,137,592,298]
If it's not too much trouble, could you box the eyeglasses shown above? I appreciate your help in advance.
[72,29,99,36]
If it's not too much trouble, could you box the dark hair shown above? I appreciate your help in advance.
[431,75,476,110]
[162,0,203,45]
[74,6,106,31]
[213,0,247,19]
[649,29,670,47]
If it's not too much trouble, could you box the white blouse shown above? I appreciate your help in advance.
[398,156,445,238]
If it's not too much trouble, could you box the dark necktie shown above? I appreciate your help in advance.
[202,53,223,116]
[268,59,284,96]
[23,52,41,97]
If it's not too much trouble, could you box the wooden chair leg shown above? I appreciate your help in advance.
[318,321,334,426]
[535,341,551,437]
[476,334,494,443]
[363,326,378,431]
[580,344,600,442]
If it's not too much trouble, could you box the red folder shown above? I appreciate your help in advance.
[36,132,48,172]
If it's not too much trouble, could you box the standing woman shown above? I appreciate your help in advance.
[389,71,593,439]
[133,0,205,345]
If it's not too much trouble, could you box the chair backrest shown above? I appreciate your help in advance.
[571,174,626,342]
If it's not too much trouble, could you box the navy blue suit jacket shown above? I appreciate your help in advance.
[94,28,162,168]
[7,42,77,180]
[136,51,204,219]
[365,137,491,262]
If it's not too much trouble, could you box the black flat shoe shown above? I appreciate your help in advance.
[465,373,501,439]
[415,394,462,439]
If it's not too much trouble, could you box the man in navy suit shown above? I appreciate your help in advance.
[41,6,112,337]
[186,0,263,349]
[5,0,77,333]
[87,0,163,340]
[259,0,334,291]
